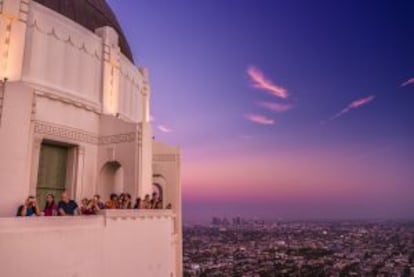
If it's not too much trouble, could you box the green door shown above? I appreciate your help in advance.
[36,144,68,210]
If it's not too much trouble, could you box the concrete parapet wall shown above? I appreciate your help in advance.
[0,210,177,277]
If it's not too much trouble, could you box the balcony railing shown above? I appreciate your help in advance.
[0,209,175,231]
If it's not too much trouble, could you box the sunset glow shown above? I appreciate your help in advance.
[109,0,414,220]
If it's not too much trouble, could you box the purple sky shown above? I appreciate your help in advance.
[108,0,414,221]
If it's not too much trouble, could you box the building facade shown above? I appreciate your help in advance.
[0,0,182,276]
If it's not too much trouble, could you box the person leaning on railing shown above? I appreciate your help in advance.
[134,197,141,209]
[105,193,119,209]
[142,194,151,209]
[43,193,58,216]
[58,191,79,216]
[15,192,171,217]
[16,195,41,217]
[80,198,101,215]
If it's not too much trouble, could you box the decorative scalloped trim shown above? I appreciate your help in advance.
[27,19,103,61]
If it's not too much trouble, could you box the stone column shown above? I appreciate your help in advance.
[0,82,4,125]
[95,26,120,115]
[28,135,42,196]
[138,123,153,197]
[73,145,85,202]
[136,68,153,197]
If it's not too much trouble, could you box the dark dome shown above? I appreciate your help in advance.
[34,0,134,62]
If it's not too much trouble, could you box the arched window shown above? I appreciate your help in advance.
[152,183,163,202]
[152,174,167,208]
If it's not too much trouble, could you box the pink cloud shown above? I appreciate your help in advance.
[349,95,376,108]
[244,114,275,125]
[330,95,376,121]
[401,77,414,87]
[157,125,172,133]
[257,101,292,113]
[247,66,288,99]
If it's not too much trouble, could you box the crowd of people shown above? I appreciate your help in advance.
[16,191,171,217]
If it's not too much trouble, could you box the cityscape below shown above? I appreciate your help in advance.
[183,217,414,276]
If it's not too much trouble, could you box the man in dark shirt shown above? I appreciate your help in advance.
[58,191,79,216]
[16,195,41,216]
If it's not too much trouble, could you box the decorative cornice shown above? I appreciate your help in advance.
[34,120,98,144]
[99,132,140,145]
[33,120,141,146]
[35,90,100,114]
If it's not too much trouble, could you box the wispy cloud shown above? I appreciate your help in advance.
[157,125,172,133]
[244,114,275,125]
[247,66,288,99]
[330,95,376,121]
[257,101,292,113]
[401,77,414,87]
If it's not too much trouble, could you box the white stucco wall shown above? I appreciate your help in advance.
[0,210,177,277]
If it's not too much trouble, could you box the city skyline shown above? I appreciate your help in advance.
[108,0,414,220]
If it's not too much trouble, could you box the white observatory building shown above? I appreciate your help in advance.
[0,0,182,276]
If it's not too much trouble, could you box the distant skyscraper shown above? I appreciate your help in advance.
[212,217,222,225]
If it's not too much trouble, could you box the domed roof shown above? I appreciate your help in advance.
[33,0,134,62]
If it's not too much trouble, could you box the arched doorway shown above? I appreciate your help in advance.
[152,174,167,208]
[152,183,163,201]
[99,161,124,200]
